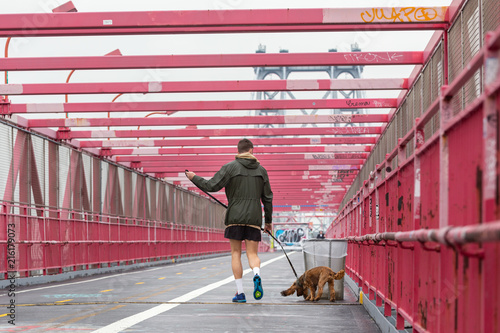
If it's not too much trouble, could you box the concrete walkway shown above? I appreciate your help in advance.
[0,252,380,332]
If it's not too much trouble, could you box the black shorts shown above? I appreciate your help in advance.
[224,225,262,242]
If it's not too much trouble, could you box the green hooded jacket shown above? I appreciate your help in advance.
[191,155,273,228]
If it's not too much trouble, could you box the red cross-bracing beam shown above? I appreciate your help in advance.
[9,98,396,114]
[28,114,388,129]
[0,78,408,96]
[79,137,376,148]
[98,146,372,157]
[0,8,449,37]
[0,52,423,72]
[63,126,381,140]
[115,154,366,162]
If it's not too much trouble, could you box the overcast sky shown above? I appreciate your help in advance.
[2,0,453,122]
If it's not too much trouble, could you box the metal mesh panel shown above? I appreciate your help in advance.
[448,15,464,115]
[414,78,423,118]
[0,124,13,202]
[406,137,415,159]
[31,136,46,215]
[432,43,444,103]
[11,129,20,209]
[100,161,109,213]
[58,146,71,210]
[483,0,500,42]
[149,179,158,220]
[117,167,126,217]
[401,101,409,139]
[145,177,152,220]
[406,89,415,125]
[130,171,137,217]
[396,110,402,145]
[166,183,175,222]
[463,0,482,107]
[387,120,396,153]
[82,154,92,213]
[422,65,433,114]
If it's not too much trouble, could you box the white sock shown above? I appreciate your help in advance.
[253,267,260,276]
[235,278,244,294]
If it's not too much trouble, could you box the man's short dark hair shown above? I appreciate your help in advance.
[238,138,254,153]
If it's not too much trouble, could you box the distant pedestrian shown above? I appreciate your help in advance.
[317,230,326,239]
[185,138,273,303]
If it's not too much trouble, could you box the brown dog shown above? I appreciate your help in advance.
[280,266,345,302]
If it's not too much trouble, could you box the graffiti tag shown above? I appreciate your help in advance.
[344,52,404,63]
[361,7,439,23]
[328,114,353,123]
[346,100,371,107]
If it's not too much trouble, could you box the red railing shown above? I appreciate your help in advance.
[1,202,270,279]
[328,24,500,333]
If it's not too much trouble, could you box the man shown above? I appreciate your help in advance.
[317,230,326,239]
[185,139,273,303]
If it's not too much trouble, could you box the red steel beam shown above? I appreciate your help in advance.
[169,172,357,179]
[143,164,362,173]
[119,156,367,166]
[1,79,408,96]
[118,153,367,162]
[0,52,423,72]
[29,114,389,129]
[0,23,448,38]
[0,8,449,35]
[98,146,372,156]
[80,137,377,148]
[144,159,363,168]
[115,154,367,162]
[11,98,398,114]
[67,126,381,139]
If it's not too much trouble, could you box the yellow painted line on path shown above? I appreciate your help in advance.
[100,289,113,293]
[201,267,207,270]
[135,282,145,285]
[55,299,73,303]
[57,305,126,327]
[176,272,183,275]
[158,277,166,280]
[0,313,8,317]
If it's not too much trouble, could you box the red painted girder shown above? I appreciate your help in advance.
[116,153,364,165]
[162,176,357,183]
[146,159,365,168]
[151,170,359,177]
[0,8,448,32]
[144,159,363,168]
[183,183,349,189]
[143,163,362,173]
[169,174,356,182]
[100,146,372,156]
[2,79,408,96]
[12,98,397,114]
[175,179,353,186]
[0,52,423,72]
[29,114,388,129]
[80,137,377,148]
[70,126,381,139]
[0,23,448,38]
[117,154,366,162]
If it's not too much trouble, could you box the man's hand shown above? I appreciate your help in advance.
[264,223,272,233]
[185,170,196,180]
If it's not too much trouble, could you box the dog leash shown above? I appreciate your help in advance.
[185,170,299,280]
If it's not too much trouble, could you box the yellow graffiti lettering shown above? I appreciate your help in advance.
[414,8,438,21]
[360,9,375,23]
[360,7,440,23]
